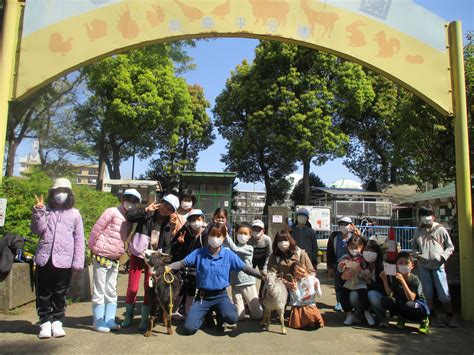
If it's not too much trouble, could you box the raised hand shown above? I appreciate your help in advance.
[177,231,185,244]
[34,194,44,209]
[145,201,159,212]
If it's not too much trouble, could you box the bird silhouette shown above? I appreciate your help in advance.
[211,0,231,20]
[175,0,204,21]
[48,33,73,55]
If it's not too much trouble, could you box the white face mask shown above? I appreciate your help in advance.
[237,234,250,244]
[251,230,262,239]
[181,201,193,210]
[420,216,433,225]
[208,236,223,248]
[278,241,290,252]
[190,220,203,230]
[54,192,68,205]
[397,264,411,274]
[297,215,308,225]
[363,251,378,263]
[339,225,351,234]
[348,248,360,257]
[123,202,137,212]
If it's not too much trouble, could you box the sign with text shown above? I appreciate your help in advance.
[296,205,331,232]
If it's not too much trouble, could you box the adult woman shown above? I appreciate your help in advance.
[268,229,315,286]
[177,189,196,220]
[122,194,179,330]
[167,224,262,335]
[364,240,388,326]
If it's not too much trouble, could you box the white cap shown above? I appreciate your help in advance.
[52,178,72,190]
[187,209,204,220]
[337,216,353,224]
[163,194,179,211]
[296,207,310,217]
[123,189,142,203]
[252,219,265,229]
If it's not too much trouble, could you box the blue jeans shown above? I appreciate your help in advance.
[417,265,451,303]
[368,290,387,324]
[184,290,237,335]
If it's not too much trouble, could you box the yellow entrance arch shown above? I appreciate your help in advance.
[1,0,472,319]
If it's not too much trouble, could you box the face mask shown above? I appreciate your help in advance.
[420,216,433,225]
[181,201,193,210]
[363,251,378,263]
[339,225,351,234]
[348,248,360,257]
[54,192,68,205]
[208,236,223,248]
[214,218,225,226]
[297,215,308,225]
[190,220,203,230]
[123,202,136,212]
[278,241,290,252]
[397,264,411,274]
[237,234,250,244]
[252,231,262,239]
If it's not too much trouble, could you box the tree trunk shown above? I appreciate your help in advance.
[5,139,18,177]
[96,153,106,191]
[303,158,311,205]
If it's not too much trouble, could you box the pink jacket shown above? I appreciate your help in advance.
[89,206,132,260]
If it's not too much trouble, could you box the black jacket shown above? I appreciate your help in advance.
[0,233,24,282]
[126,208,172,253]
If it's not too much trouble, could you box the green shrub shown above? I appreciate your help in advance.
[0,172,119,255]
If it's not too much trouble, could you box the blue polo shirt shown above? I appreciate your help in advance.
[184,246,245,291]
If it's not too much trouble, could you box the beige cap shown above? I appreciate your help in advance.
[52,178,72,190]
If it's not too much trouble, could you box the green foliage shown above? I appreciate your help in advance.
[290,173,325,206]
[0,173,118,254]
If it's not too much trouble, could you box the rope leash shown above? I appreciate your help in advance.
[163,269,175,318]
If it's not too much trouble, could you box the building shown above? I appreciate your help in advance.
[233,190,266,224]
[180,171,236,217]
[103,178,162,205]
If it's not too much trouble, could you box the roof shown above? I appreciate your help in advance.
[401,182,455,203]
[180,171,237,178]
[104,178,162,191]
[382,184,419,202]
[311,187,389,197]
[328,179,363,190]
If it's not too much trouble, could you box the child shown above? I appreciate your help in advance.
[288,261,324,329]
[380,251,430,334]
[122,193,179,330]
[337,235,375,326]
[31,178,85,339]
[225,222,263,321]
[248,219,272,297]
[177,189,196,220]
[88,189,141,332]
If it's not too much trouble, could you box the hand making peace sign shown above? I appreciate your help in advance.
[34,194,44,209]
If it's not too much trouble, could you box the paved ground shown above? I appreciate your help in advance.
[0,266,473,354]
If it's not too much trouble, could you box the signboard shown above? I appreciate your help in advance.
[0,198,7,227]
[272,215,283,224]
[296,205,331,232]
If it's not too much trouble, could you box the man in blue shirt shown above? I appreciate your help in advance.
[168,223,262,335]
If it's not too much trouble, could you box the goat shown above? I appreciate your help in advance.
[261,271,288,335]
[143,250,183,336]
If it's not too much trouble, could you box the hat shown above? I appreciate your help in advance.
[52,178,72,190]
[187,209,204,220]
[163,194,179,211]
[337,216,353,224]
[123,189,142,203]
[296,208,310,217]
[252,219,265,229]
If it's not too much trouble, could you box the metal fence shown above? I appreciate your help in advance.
[316,225,417,251]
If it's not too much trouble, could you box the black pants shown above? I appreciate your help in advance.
[35,259,72,324]
[341,288,370,312]
[252,258,266,298]
[382,296,428,322]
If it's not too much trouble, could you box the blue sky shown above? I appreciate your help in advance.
[14,0,474,191]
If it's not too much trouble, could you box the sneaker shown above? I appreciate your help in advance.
[419,317,430,335]
[344,312,357,326]
[38,321,52,339]
[430,315,444,327]
[396,317,406,330]
[446,317,459,328]
[51,320,66,338]
[379,321,389,328]
[171,311,185,321]
[364,311,376,326]
[334,303,343,312]
[217,322,238,331]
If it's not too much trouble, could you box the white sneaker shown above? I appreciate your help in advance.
[38,321,52,339]
[171,311,185,321]
[344,312,357,326]
[364,311,376,326]
[51,320,66,338]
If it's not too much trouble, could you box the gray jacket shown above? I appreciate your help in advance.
[412,222,454,269]
[225,235,255,286]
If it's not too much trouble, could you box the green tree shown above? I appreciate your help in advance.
[290,173,325,206]
[75,44,194,188]
[144,84,214,192]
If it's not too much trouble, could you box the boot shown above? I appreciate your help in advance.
[138,304,151,331]
[121,303,135,328]
[105,303,120,330]
[92,304,110,333]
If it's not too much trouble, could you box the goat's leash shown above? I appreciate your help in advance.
[163,269,175,318]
